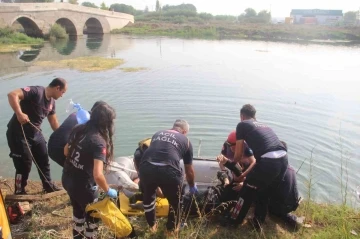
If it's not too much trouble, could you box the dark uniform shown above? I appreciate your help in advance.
[139,130,193,231]
[229,119,288,225]
[6,86,56,194]
[48,113,78,167]
[62,127,107,239]
[267,165,300,226]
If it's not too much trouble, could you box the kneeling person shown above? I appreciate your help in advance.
[139,119,196,233]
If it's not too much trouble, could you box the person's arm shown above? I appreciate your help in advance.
[183,140,195,187]
[7,89,29,124]
[93,159,110,192]
[184,164,195,187]
[239,155,256,181]
[48,114,60,131]
[64,143,69,157]
[234,139,244,163]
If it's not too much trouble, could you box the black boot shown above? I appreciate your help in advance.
[43,183,64,193]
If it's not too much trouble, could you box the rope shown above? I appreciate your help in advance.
[20,122,56,192]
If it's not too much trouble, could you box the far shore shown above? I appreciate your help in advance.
[112,21,360,45]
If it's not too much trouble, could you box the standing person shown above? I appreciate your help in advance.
[228,104,288,227]
[6,78,67,194]
[48,101,104,167]
[62,102,118,239]
[139,119,197,234]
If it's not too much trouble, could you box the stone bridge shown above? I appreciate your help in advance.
[0,3,134,36]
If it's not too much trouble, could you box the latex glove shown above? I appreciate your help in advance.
[107,188,118,198]
[189,184,198,195]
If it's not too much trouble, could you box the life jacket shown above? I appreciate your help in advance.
[138,138,151,153]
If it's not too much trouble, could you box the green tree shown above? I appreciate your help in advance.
[156,0,160,12]
[344,11,358,23]
[257,10,271,23]
[244,8,257,17]
[68,0,78,4]
[110,3,135,14]
[198,12,213,21]
[162,3,196,13]
[144,6,149,13]
[81,1,98,8]
[100,2,108,10]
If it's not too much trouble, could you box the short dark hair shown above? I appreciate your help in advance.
[280,140,288,150]
[240,104,256,118]
[49,78,67,89]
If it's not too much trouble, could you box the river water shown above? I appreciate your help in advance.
[0,34,359,205]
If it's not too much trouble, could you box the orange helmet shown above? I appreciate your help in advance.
[227,130,236,145]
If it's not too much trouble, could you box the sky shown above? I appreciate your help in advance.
[75,0,360,18]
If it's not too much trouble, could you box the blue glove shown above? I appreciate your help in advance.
[107,188,118,198]
[189,184,198,195]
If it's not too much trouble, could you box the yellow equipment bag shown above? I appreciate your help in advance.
[85,197,132,238]
[0,189,12,239]
[119,192,169,217]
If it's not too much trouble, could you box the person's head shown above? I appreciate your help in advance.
[172,119,189,135]
[48,78,67,100]
[240,104,256,121]
[226,130,236,152]
[90,100,106,112]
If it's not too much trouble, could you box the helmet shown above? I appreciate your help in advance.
[227,130,236,145]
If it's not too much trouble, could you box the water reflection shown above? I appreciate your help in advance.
[86,34,104,51]
[0,34,134,76]
[49,38,77,56]
[18,48,40,62]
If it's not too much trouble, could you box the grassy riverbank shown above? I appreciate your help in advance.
[112,22,360,43]
[0,28,44,53]
[1,179,359,239]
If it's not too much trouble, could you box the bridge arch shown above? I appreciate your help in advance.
[55,18,77,36]
[11,16,43,38]
[83,17,103,34]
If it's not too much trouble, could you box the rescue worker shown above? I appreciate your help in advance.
[229,104,288,227]
[6,78,67,194]
[48,101,104,167]
[62,101,118,239]
[262,141,302,229]
[139,119,197,233]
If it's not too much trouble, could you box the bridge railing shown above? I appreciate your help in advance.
[0,3,134,20]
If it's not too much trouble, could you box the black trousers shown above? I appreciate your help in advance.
[6,127,52,193]
[139,162,183,231]
[230,155,288,224]
[62,174,100,239]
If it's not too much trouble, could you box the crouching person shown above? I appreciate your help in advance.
[139,119,197,234]
[62,102,118,239]
[263,141,302,229]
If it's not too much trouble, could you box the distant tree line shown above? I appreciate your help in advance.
[4,0,358,26]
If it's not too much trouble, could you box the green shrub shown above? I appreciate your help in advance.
[0,28,44,45]
[49,23,68,39]
[0,27,15,37]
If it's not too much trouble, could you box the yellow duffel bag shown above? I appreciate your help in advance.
[85,197,132,238]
